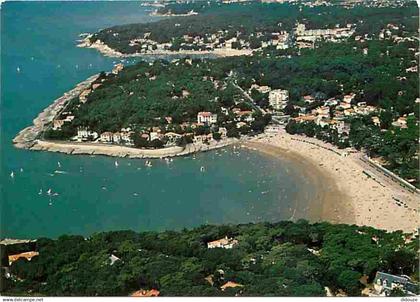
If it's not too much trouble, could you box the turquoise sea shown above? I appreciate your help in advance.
[1,1,317,239]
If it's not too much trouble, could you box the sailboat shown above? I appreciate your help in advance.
[114,160,119,167]
[47,188,52,195]
[10,171,14,178]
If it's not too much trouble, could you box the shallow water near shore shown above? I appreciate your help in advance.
[1,1,318,238]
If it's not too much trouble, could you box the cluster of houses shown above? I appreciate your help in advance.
[69,105,255,147]
[123,26,293,54]
[207,236,239,249]
[292,93,418,133]
[377,23,417,44]
[249,82,408,136]
[52,76,107,131]
[370,271,418,296]
[291,93,378,134]
[294,22,356,49]
[250,84,290,110]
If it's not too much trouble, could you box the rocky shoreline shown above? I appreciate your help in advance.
[77,36,253,58]
[12,74,100,150]
[12,73,241,159]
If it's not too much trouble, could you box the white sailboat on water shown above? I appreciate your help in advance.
[115,160,119,167]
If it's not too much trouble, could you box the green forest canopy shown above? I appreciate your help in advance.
[91,2,418,54]
[4,221,419,296]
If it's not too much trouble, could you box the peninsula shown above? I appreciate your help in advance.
[12,0,419,231]
[13,58,271,158]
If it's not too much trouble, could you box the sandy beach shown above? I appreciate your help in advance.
[245,130,419,233]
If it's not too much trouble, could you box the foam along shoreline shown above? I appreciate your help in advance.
[27,137,238,159]
[245,131,419,233]
[13,74,100,149]
[77,36,254,58]
[12,73,241,159]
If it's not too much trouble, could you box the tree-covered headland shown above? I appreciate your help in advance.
[3,221,419,297]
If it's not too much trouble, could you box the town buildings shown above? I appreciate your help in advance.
[294,23,355,48]
[8,251,39,266]
[197,112,218,125]
[207,237,239,249]
[269,89,289,110]
[373,272,418,296]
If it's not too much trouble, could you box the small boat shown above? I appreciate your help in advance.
[57,161,61,168]
[48,202,53,206]
[16,67,21,73]
[10,171,14,178]
[52,193,59,196]
[114,160,119,167]
[38,189,43,195]
[20,168,24,172]
[47,188,52,195]
[200,166,205,172]
[54,170,68,174]
[145,161,152,167]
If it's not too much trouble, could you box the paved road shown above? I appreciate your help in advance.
[231,82,266,114]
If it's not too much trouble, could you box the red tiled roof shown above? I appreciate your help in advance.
[131,289,160,297]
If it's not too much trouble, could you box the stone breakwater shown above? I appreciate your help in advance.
[12,74,100,149]
[26,138,238,159]
[77,36,253,58]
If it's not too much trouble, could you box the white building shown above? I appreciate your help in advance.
[77,127,98,141]
[343,93,356,104]
[207,236,238,249]
[112,132,122,144]
[269,89,289,110]
[164,132,182,145]
[100,132,113,143]
[197,112,217,125]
